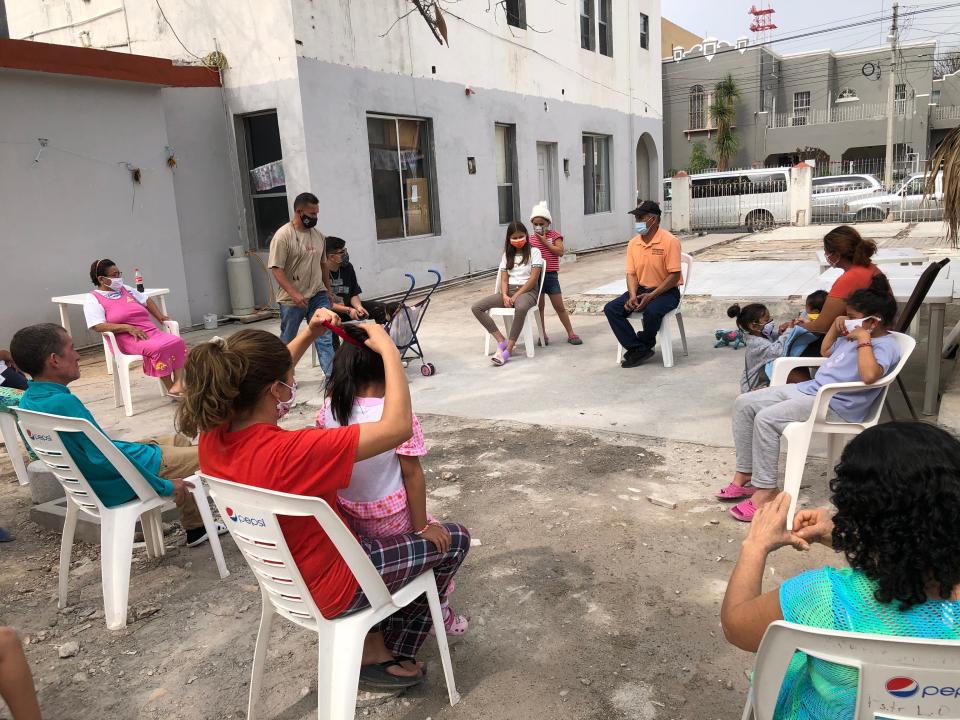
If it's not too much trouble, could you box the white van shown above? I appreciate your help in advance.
[663,168,790,232]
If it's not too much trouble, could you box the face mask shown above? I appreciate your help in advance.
[275,380,297,420]
[300,214,318,229]
[761,320,776,339]
[844,316,878,334]
[635,222,648,235]
[825,253,838,268]
[806,312,820,321]
[106,277,124,292]
[510,238,527,248]
[533,225,546,235]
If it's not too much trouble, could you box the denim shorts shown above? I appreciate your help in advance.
[542,271,562,295]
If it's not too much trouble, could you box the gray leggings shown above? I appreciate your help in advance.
[732,384,840,489]
[472,286,538,342]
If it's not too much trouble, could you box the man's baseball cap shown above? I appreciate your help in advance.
[628,200,662,218]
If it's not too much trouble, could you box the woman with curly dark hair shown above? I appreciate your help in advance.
[721,422,960,719]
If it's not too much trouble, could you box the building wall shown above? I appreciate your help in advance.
[0,69,191,347]
[661,18,701,60]
[161,87,240,322]
[298,59,661,296]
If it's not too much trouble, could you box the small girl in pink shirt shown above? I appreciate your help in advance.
[529,202,582,345]
[318,325,468,636]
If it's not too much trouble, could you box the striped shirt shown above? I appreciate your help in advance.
[529,230,562,272]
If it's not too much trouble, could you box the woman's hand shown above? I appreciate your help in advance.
[419,523,451,553]
[361,323,400,357]
[502,293,514,308]
[793,507,834,547]
[170,477,195,505]
[308,308,340,336]
[743,493,805,553]
[833,315,849,337]
[126,325,149,340]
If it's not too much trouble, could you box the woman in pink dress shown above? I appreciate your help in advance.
[83,259,187,395]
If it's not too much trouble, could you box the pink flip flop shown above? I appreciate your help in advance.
[715,482,757,501]
[729,499,757,522]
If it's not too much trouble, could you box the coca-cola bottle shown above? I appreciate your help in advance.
[134,268,144,293]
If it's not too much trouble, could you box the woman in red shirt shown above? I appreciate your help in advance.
[787,226,891,380]
[176,309,469,689]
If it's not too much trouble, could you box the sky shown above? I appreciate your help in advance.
[663,0,960,55]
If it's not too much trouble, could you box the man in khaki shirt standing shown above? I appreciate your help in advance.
[268,192,336,374]
[604,201,683,368]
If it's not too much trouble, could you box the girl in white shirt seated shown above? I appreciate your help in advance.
[471,221,544,366]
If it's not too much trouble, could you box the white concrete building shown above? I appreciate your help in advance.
[7,0,663,301]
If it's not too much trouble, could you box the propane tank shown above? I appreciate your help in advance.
[226,245,255,316]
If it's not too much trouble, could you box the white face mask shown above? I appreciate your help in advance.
[761,320,776,339]
[844,316,879,334]
[106,277,124,292]
[533,225,546,235]
[275,380,297,419]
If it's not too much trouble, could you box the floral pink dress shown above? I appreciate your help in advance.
[92,288,186,378]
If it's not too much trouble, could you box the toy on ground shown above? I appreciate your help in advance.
[714,328,744,349]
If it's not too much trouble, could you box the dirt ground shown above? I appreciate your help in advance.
[0,407,841,720]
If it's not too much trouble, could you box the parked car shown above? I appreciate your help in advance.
[811,174,883,221]
[664,168,790,232]
[843,172,944,222]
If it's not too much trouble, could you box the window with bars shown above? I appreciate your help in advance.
[583,134,611,215]
[792,91,811,126]
[598,0,612,56]
[239,111,288,251]
[580,0,595,51]
[366,114,439,240]
[895,83,907,115]
[495,123,519,225]
[689,85,706,130]
[505,0,525,29]
[639,12,649,50]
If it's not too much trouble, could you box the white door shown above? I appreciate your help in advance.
[536,142,560,230]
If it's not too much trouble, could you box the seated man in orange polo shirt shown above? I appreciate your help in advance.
[605,201,683,368]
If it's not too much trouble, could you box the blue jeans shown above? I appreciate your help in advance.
[604,287,681,353]
[279,292,333,375]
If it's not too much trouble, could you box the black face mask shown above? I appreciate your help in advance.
[300,214,318,229]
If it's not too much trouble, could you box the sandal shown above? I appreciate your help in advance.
[715,482,756,501]
[430,605,469,636]
[567,334,583,345]
[358,660,424,690]
[492,348,510,366]
[729,499,758,523]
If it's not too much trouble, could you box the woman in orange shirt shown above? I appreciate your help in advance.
[176,309,469,690]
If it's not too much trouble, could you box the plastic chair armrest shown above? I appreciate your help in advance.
[162,320,180,337]
[810,381,875,422]
[770,356,827,386]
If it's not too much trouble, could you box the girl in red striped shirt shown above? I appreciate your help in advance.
[529,203,582,345]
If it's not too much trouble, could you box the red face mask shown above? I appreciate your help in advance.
[510,238,527,248]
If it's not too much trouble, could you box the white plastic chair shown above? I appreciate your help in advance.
[742,621,960,720]
[199,474,460,720]
[101,320,180,417]
[0,411,30,485]
[769,331,916,527]
[14,409,229,629]
[615,253,692,368]
[482,260,547,358]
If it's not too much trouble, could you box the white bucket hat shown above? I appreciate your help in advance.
[530,202,552,224]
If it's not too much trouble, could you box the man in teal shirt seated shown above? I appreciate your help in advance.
[11,323,223,547]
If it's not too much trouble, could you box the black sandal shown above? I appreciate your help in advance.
[358,660,424,690]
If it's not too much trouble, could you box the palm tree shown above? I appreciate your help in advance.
[710,75,740,172]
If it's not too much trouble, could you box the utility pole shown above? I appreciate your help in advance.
[883,2,899,190]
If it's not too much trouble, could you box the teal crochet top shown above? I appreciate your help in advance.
[776,566,960,720]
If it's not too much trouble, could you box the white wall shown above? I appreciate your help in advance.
[0,69,191,348]
[296,0,662,119]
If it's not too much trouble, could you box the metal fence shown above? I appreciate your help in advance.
[688,174,790,232]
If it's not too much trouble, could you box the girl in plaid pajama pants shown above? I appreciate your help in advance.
[320,324,469,637]
[183,312,469,690]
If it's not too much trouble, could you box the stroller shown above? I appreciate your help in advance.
[385,269,442,376]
